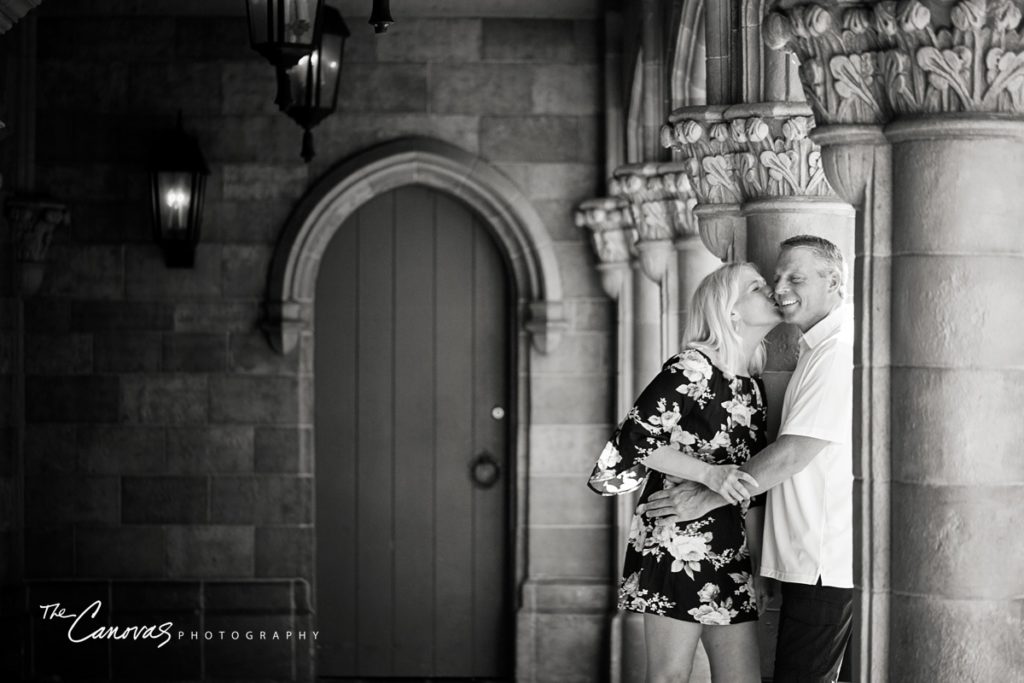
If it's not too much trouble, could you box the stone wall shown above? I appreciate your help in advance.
[5,1,614,680]
[0,225,16,593]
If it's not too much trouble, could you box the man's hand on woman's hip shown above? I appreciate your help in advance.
[643,480,728,524]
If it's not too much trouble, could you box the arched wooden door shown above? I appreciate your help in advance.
[314,185,513,679]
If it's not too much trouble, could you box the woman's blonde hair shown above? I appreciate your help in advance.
[681,262,767,376]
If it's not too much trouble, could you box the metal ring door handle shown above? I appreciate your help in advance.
[470,452,501,489]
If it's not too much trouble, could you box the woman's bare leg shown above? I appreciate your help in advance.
[701,621,761,682]
[643,613,703,683]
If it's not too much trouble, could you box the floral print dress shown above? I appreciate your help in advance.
[588,348,767,625]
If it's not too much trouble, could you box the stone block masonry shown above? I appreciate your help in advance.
[13,2,613,681]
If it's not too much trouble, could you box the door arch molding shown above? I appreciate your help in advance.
[265,136,558,677]
[264,136,567,356]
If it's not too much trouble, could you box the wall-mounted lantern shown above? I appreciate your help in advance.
[245,0,326,107]
[150,117,209,268]
[280,5,349,161]
[368,0,394,33]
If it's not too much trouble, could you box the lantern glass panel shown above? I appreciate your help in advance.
[246,0,323,65]
[282,0,319,45]
[317,28,344,111]
[154,171,194,236]
[246,0,269,44]
[282,7,347,127]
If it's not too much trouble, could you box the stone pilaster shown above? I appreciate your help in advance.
[612,164,677,359]
[610,162,719,361]
[766,2,1024,681]
[576,197,644,683]
[576,197,636,303]
[610,163,693,283]
[577,195,639,569]
[576,195,639,570]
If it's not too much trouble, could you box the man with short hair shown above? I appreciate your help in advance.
[645,235,853,682]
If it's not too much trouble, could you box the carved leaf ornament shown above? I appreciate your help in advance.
[662,114,832,202]
[575,198,636,265]
[609,165,700,243]
[766,0,1024,123]
[702,155,743,203]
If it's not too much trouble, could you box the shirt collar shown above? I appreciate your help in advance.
[800,303,851,351]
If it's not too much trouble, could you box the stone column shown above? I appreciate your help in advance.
[609,160,723,683]
[704,0,740,104]
[611,164,680,360]
[660,105,745,262]
[641,0,668,160]
[885,117,1024,682]
[766,1,1024,680]
[612,161,725,363]
[577,197,642,683]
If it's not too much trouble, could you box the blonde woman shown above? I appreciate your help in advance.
[588,262,782,682]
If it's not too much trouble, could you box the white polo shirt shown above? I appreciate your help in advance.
[760,304,853,588]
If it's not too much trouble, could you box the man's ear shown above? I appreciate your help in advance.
[827,272,840,294]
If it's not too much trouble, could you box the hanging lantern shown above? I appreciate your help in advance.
[245,0,325,107]
[368,0,394,33]
[150,116,209,268]
[280,5,349,162]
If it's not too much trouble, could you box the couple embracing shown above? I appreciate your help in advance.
[589,235,853,683]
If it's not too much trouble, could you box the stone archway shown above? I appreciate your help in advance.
[263,136,566,677]
[264,136,566,356]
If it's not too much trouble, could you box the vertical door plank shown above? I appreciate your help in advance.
[314,207,359,674]
[316,187,512,679]
[392,186,437,675]
[354,192,396,676]
[432,193,477,677]
[471,218,511,676]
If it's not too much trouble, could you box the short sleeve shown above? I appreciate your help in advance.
[778,339,852,445]
[587,350,712,496]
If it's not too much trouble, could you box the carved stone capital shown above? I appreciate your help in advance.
[663,103,835,202]
[766,0,1024,124]
[609,162,699,242]
[576,197,636,299]
[660,108,744,205]
[575,197,636,264]
[6,196,70,296]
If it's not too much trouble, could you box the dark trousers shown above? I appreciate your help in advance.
[772,580,853,683]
